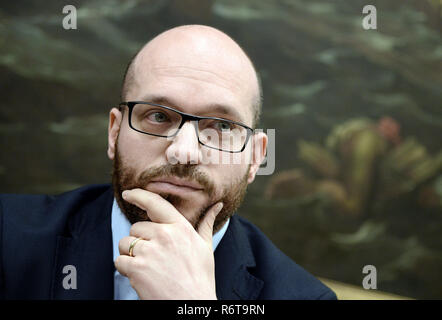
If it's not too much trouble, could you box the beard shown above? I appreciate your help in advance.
[111,141,250,233]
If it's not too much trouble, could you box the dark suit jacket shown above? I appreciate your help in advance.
[0,184,336,300]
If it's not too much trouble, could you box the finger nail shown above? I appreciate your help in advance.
[215,202,224,213]
[122,190,129,199]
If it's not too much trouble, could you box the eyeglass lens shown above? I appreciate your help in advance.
[130,103,248,152]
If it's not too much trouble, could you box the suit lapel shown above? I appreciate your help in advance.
[51,186,114,299]
[214,215,264,300]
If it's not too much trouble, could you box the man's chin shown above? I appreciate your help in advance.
[158,194,210,226]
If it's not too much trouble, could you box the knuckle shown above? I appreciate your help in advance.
[130,222,143,235]
[131,257,144,269]
[138,240,149,255]
[114,255,121,267]
[118,238,127,253]
[130,221,151,237]
[182,222,195,237]
[115,256,126,273]
[157,225,174,244]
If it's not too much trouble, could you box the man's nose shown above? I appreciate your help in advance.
[165,121,202,165]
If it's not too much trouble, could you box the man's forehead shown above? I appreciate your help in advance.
[135,42,250,83]
[123,25,260,126]
[138,25,247,62]
[136,26,256,86]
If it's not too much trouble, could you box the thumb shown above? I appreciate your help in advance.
[198,202,223,244]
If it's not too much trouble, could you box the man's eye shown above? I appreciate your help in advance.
[214,120,233,131]
[147,112,169,123]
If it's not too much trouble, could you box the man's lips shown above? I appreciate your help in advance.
[151,177,203,190]
[147,177,204,195]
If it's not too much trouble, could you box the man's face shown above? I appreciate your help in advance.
[112,143,250,232]
[108,27,266,233]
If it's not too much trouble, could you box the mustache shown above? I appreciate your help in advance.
[136,164,216,196]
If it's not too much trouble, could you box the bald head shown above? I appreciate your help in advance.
[121,25,262,128]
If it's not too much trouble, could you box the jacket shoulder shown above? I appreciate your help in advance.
[235,215,337,300]
[0,184,112,230]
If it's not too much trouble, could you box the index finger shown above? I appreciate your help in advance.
[122,188,184,224]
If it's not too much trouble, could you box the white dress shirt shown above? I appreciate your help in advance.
[111,198,230,300]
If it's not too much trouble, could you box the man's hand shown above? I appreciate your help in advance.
[114,188,223,300]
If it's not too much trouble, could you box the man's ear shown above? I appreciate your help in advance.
[247,131,268,184]
[107,107,122,160]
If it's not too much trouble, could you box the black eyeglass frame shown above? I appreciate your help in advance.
[119,101,254,153]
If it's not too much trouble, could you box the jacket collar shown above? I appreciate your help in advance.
[214,215,264,299]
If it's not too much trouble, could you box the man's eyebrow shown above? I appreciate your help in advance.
[139,95,246,124]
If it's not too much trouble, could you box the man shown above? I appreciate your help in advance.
[0,25,336,300]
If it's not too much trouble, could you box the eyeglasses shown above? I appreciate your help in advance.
[119,101,254,153]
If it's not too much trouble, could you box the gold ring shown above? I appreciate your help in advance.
[128,237,142,257]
